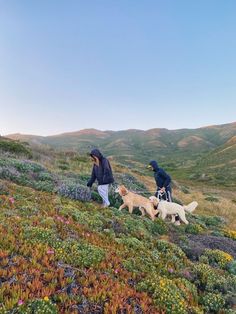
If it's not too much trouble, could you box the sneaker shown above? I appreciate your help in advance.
[102,203,110,208]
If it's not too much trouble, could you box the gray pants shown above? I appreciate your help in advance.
[98,184,110,207]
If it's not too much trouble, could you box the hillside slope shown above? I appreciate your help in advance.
[0,180,236,313]
[0,142,236,313]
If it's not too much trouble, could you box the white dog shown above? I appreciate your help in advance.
[149,196,198,225]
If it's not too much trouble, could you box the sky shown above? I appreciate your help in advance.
[0,0,236,136]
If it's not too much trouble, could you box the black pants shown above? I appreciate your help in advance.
[155,187,172,202]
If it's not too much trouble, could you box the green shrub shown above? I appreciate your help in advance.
[23,226,57,246]
[17,298,58,314]
[200,292,225,313]
[185,224,204,235]
[55,239,105,268]
[205,196,219,202]
[0,139,32,158]
[227,260,236,275]
[68,208,105,231]
[116,236,145,251]
[123,254,157,274]
[0,182,9,195]
[137,275,197,314]
[202,249,233,269]
[144,218,168,236]
[192,263,236,294]
[122,216,150,239]
[198,215,224,227]
[57,183,91,202]
[180,186,190,194]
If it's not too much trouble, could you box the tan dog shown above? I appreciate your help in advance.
[149,196,198,225]
[115,185,158,221]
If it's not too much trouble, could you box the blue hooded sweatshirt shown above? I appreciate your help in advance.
[87,149,114,187]
[149,160,171,189]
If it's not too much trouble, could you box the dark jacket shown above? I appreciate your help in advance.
[87,149,114,187]
[149,160,171,189]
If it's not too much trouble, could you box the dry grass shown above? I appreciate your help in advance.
[174,185,236,229]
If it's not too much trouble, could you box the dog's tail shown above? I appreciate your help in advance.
[184,201,198,213]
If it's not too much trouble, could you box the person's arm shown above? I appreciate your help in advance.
[87,166,96,187]
[102,159,113,183]
[154,172,159,188]
[159,168,171,188]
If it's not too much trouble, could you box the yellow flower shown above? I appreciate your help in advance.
[44,296,49,301]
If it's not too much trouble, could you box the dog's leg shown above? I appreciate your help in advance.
[161,212,167,220]
[139,207,145,217]
[119,204,127,211]
[171,215,175,223]
[150,213,156,221]
[128,204,133,214]
[146,206,156,221]
[179,212,189,224]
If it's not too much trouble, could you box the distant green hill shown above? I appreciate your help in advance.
[0,136,32,158]
[7,122,236,186]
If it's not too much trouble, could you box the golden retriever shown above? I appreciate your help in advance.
[149,196,198,225]
[115,185,158,221]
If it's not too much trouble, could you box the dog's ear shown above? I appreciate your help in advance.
[120,185,127,196]
[150,196,158,205]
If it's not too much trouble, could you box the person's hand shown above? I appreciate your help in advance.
[160,187,166,193]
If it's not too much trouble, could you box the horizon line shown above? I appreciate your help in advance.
[3,120,236,138]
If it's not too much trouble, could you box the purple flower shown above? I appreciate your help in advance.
[9,197,15,204]
[47,250,54,254]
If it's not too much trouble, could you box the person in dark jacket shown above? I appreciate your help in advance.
[87,149,114,207]
[147,160,180,224]
[147,160,172,202]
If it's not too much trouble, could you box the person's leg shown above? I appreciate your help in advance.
[97,184,110,207]
[167,187,180,224]
[166,187,172,202]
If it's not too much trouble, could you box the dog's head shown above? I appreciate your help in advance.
[115,185,128,196]
[149,196,159,206]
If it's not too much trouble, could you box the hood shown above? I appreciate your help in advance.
[149,160,159,171]
[90,149,104,160]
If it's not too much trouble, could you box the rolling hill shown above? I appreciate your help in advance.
[7,122,236,187]
[7,122,236,158]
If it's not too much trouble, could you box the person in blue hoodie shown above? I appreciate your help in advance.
[148,160,180,224]
[147,160,172,202]
[87,149,114,207]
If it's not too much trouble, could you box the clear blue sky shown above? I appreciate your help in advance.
[0,0,235,135]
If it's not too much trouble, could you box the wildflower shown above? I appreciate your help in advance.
[44,296,49,301]
[47,249,54,254]
[18,300,24,306]
[9,197,15,204]
[182,270,190,278]
[168,268,174,273]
